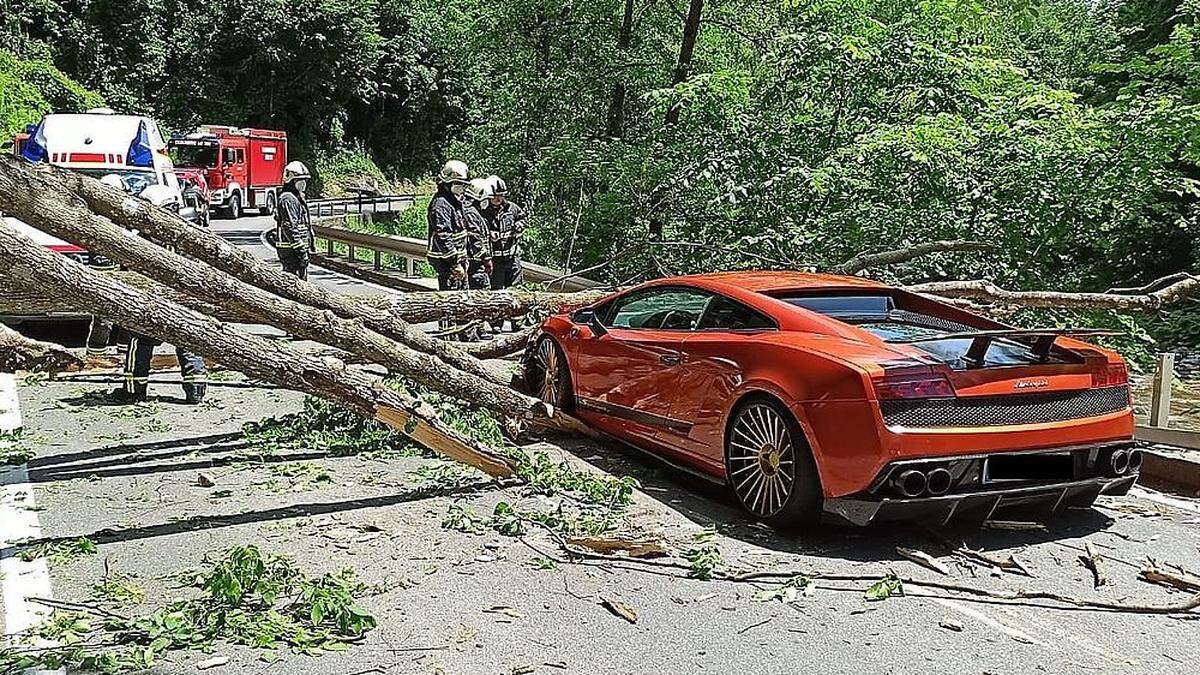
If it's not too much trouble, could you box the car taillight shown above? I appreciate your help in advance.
[872,365,955,400]
[1092,362,1128,389]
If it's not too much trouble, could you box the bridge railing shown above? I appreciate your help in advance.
[311,219,602,292]
[308,193,416,218]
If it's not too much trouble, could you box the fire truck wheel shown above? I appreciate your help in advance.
[227,192,241,220]
[261,192,277,216]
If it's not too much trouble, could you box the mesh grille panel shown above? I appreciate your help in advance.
[881,387,1130,428]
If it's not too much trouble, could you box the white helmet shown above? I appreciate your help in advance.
[98,173,128,192]
[283,160,311,183]
[466,177,493,202]
[489,175,509,197]
[438,159,469,185]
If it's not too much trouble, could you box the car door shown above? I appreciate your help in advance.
[572,287,712,444]
[662,294,778,465]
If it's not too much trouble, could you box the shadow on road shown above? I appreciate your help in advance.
[547,432,1117,565]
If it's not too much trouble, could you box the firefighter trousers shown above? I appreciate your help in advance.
[489,256,524,331]
[124,333,207,398]
[278,249,309,280]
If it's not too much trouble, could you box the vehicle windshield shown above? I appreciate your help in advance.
[170,143,218,168]
[76,168,158,195]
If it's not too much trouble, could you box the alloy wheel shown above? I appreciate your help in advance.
[532,338,561,407]
[728,403,795,517]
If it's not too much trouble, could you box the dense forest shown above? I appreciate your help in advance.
[2,0,1198,338]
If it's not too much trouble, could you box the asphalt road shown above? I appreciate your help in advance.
[1,215,1199,674]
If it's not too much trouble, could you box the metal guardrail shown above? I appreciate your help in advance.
[311,219,602,292]
[308,193,416,218]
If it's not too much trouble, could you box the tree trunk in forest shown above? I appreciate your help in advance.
[0,221,519,478]
[7,158,503,387]
[0,160,553,424]
[0,323,82,373]
[605,0,637,137]
[665,0,704,125]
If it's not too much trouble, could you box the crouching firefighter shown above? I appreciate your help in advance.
[94,172,208,405]
[275,161,314,279]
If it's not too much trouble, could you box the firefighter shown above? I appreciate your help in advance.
[97,174,207,404]
[464,178,494,293]
[275,161,314,279]
[481,176,527,331]
[426,160,470,293]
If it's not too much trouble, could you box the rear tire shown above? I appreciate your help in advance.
[725,396,822,529]
[526,336,573,412]
[261,191,277,216]
[226,191,241,220]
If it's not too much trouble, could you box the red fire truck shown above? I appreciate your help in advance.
[168,126,287,219]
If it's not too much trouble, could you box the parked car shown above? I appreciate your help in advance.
[524,271,1138,528]
[174,167,211,227]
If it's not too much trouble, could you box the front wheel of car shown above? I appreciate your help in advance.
[526,336,573,412]
[725,397,822,529]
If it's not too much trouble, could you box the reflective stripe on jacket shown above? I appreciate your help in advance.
[482,200,526,258]
[275,190,312,251]
[427,186,467,262]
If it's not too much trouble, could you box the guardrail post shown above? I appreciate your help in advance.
[405,256,416,278]
[373,250,382,271]
[326,238,334,255]
[347,244,356,263]
[1150,352,1176,429]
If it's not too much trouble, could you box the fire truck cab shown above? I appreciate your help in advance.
[169,126,287,220]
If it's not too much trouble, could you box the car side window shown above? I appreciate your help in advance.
[606,289,712,330]
[697,295,775,330]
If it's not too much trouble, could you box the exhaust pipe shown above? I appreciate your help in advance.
[894,469,927,498]
[1110,449,1130,475]
[1127,449,1143,473]
[926,468,953,496]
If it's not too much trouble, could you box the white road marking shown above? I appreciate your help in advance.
[1129,486,1200,515]
[929,597,1048,646]
[0,374,57,638]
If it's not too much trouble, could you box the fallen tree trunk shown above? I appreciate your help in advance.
[838,240,995,275]
[0,161,553,424]
[8,158,503,386]
[0,221,518,478]
[0,323,83,373]
[905,276,1200,311]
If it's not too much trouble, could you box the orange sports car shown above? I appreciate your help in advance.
[524,271,1139,527]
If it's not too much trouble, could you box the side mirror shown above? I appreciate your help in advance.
[571,308,607,337]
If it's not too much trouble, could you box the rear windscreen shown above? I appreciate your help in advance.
[782,295,891,317]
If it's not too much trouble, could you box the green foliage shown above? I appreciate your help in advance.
[0,49,103,138]
[684,544,723,581]
[20,536,98,563]
[864,574,904,601]
[1,546,378,673]
[752,575,815,604]
[91,574,146,606]
[0,429,33,465]
[243,396,417,459]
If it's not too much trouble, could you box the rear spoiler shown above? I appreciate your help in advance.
[887,328,1122,366]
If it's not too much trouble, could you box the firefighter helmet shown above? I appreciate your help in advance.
[98,173,128,192]
[491,176,509,197]
[438,160,470,185]
[283,160,311,183]
[466,177,493,202]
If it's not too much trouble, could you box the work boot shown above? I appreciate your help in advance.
[108,386,146,403]
[183,384,206,405]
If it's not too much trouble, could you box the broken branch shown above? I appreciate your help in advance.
[0,322,83,373]
[838,240,995,275]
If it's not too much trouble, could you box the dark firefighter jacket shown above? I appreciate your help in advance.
[464,203,492,264]
[426,185,468,262]
[275,189,313,253]
[481,200,527,258]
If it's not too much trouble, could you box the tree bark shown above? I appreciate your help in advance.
[0,160,552,424]
[838,240,995,275]
[904,277,1200,311]
[0,270,608,325]
[0,323,83,373]
[0,220,518,478]
[11,158,503,386]
[664,0,704,125]
[605,0,637,137]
